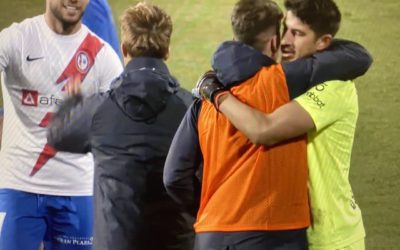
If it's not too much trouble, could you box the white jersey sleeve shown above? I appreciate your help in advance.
[0,23,19,72]
[93,41,123,92]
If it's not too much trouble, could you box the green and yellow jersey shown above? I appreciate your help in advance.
[296,80,365,249]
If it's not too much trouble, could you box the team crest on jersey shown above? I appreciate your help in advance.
[21,89,38,106]
[76,51,90,73]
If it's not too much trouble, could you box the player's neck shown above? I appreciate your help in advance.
[44,13,82,35]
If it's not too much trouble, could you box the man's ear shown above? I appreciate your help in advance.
[164,47,170,61]
[121,43,128,57]
[269,35,280,61]
[121,43,132,65]
[316,34,333,51]
[270,35,278,54]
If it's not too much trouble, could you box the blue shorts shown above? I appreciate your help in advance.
[0,189,93,250]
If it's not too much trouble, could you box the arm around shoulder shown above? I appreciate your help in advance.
[218,94,315,145]
[311,39,373,83]
[283,39,373,99]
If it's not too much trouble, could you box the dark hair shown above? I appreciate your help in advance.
[284,0,341,37]
[231,0,283,49]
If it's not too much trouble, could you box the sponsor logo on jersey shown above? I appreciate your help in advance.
[22,89,39,106]
[315,83,328,92]
[305,91,325,109]
[21,90,63,107]
[305,83,328,109]
[76,51,90,73]
[54,236,93,246]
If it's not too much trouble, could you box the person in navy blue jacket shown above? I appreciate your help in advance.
[47,2,194,250]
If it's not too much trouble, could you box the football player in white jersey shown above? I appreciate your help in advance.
[0,0,123,249]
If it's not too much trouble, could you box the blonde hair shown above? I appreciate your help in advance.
[120,2,172,59]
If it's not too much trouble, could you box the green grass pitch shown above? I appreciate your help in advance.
[0,0,399,248]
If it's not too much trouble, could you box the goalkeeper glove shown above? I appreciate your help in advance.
[192,70,228,108]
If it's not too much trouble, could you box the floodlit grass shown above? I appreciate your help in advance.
[1,0,399,248]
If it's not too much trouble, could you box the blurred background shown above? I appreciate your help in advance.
[0,0,399,248]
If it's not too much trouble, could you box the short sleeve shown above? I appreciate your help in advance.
[295,80,354,131]
[0,24,19,72]
[95,42,123,92]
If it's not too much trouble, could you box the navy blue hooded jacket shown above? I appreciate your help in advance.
[48,57,194,250]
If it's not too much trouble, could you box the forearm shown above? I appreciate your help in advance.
[164,177,201,216]
[47,93,105,153]
[218,95,315,145]
[163,102,203,214]
[47,94,88,153]
[218,94,277,145]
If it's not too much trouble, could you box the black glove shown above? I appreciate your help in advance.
[192,70,225,105]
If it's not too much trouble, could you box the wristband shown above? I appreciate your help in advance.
[213,90,230,111]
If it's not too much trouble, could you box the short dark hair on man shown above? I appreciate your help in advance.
[284,0,341,37]
[231,0,283,48]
